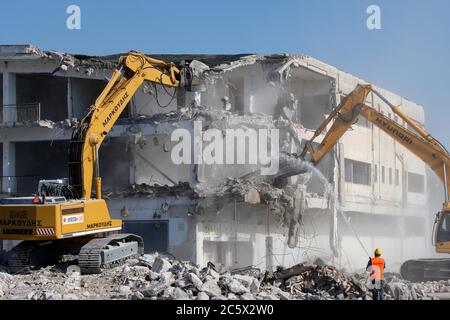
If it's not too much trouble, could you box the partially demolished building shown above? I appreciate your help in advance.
[0,45,431,272]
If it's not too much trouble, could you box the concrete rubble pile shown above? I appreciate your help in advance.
[266,262,371,300]
[384,276,450,300]
[1,253,449,300]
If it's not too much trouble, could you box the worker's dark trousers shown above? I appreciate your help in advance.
[371,280,385,300]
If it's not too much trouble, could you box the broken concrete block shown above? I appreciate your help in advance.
[250,279,260,294]
[189,267,200,276]
[131,291,145,300]
[160,271,175,284]
[245,188,261,204]
[119,285,131,295]
[66,265,81,275]
[162,286,175,298]
[227,293,238,300]
[152,257,172,273]
[140,280,170,297]
[62,293,78,300]
[186,272,203,291]
[224,278,248,295]
[201,280,221,297]
[139,254,158,267]
[174,278,188,288]
[0,272,13,282]
[207,268,220,280]
[241,293,255,300]
[0,250,8,265]
[170,287,191,300]
[277,291,291,300]
[197,291,210,300]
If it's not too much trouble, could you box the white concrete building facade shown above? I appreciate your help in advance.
[0,45,433,272]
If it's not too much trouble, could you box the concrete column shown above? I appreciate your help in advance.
[2,142,16,193]
[3,71,17,123]
[67,78,73,119]
[129,142,136,185]
[195,222,204,267]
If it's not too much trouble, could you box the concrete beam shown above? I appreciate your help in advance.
[2,141,15,193]
[67,78,73,119]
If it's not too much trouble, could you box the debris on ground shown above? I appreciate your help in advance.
[0,254,449,300]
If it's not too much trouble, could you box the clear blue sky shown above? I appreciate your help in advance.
[1,0,449,147]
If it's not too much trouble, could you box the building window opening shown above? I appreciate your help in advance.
[408,172,425,194]
[345,159,371,186]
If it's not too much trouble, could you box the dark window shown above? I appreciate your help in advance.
[395,169,400,186]
[345,159,353,183]
[344,159,371,186]
[381,166,385,184]
[123,220,169,253]
[374,164,378,183]
[229,77,245,115]
[389,168,393,185]
[408,172,425,194]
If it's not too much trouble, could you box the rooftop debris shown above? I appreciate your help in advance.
[0,253,448,300]
[104,182,196,199]
[0,118,79,130]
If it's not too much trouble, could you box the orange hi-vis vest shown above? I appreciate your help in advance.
[370,257,385,280]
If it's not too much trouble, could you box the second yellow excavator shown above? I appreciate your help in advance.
[300,84,450,282]
[0,52,195,274]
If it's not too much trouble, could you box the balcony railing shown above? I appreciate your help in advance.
[0,103,41,124]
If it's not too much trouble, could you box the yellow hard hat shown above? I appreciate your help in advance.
[375,248,382,256]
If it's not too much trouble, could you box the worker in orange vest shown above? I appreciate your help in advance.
[366,248,385,300]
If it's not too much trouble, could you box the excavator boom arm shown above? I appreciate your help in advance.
[69,52,184,199]
[301,84,450,205]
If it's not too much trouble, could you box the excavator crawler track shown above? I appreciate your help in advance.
[401,259,450,282]
[6,234,144,275]
[79,234,144,274]
[7,241,36,274]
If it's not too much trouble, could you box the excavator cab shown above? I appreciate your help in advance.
[436,211,450,249]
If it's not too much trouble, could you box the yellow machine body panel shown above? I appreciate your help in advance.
[0,199,121,241]
[436,208,450,254]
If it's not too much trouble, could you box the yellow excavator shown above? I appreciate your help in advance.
[0,52,194,274]
[300,84,450,282]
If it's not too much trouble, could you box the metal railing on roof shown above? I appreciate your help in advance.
[0,103,41,124]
